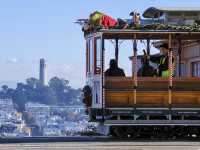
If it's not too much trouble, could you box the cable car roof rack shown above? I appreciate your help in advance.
[86,29,200,40]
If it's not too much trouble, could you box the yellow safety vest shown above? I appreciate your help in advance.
[160,57,175,77]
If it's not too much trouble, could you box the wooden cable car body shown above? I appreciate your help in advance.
[84,29,200,139]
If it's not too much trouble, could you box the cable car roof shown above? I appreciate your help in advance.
[87,29,200,40]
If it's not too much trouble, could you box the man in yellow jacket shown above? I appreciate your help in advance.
[149,43,175,77]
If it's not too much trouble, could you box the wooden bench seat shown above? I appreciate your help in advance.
[105,77,200,108]
[173,79,200,91]
[105,77,200,91]
[105,90,200,108]
[105,77,169,91]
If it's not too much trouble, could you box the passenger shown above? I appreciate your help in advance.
[129,11,141,27]
[137,50,157,77]
[149,43,175,77]
[105,59,125,76]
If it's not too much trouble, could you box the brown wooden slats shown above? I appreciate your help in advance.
[137,80,168,91]
[105,77,169,91]
[173,80,200,91]
[105,91,168,107]
[105,77,200,91]
[172,91,200,106]
[105,77,200,108]
[105,90,200,108]
[105,90,134,107]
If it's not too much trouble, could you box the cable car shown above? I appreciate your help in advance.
[81,23,200,139]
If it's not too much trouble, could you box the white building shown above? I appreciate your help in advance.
[143,7,200,25]
[0,98,15,113]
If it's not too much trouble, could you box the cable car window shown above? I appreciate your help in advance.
[95,38,101,74]
[192,61,200,77]
[86,40,90,74]
[180,63,186,77]
[89,38,93,73]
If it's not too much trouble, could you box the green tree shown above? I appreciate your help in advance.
[26,77,40,88]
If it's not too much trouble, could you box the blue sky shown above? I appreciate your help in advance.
[0,0,200,88]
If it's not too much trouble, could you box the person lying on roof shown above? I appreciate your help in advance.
[88,11,128,29]
[105,59,125,77]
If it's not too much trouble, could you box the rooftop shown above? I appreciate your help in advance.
[86,29,200,40]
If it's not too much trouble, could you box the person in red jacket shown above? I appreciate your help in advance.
[89,11,127,29]
[101,14,118,28]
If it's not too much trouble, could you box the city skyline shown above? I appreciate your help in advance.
[0,0,200,88]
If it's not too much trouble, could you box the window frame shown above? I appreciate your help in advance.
[179,62,186,77]
[94,37,102,74]
[191,61,200,77]
[86,40,89,75]
[86,37,95,76]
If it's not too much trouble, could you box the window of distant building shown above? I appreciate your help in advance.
[192,61,200,77]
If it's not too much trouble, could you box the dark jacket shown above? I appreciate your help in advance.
[105,68,125,76]
[150,54,174,76]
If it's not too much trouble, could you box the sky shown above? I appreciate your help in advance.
[0,0,200,88]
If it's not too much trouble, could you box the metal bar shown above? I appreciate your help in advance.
[105,120,200,126]
[178,39,182,77]
[86,40,89,76]
[168,34,172,106]
[99,30,200,40]
[106,107,200,111]
[107,107,200,110]
[147,38,150,56]
[101,35,105,122]
[133,34,137,106]
[93,37,97,74]
[100,29,200,34]
[115,38,119,64]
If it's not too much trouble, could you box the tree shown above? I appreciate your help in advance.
[49,77,69,92]
[12,89,27,112]
[1,85,8,92]
[26,78,40,89]
[0,76,82,112]
[49,77,71,104]
[36,86,57,105]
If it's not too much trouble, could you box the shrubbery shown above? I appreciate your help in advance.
[0,77,82,112]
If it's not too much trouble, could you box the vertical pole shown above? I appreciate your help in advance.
[86,40,88,77]
[147,39,150,65]
[115,38,119,65]
[147,39,150,56]
[178,39,182,77]
[133,34,137,106]
[168,34,173,107]
[169,34,173,88]
[101,36,105,122]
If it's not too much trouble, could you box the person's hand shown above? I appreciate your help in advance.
[143,49,147,56]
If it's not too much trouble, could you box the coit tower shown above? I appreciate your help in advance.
[39,58,47,86]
